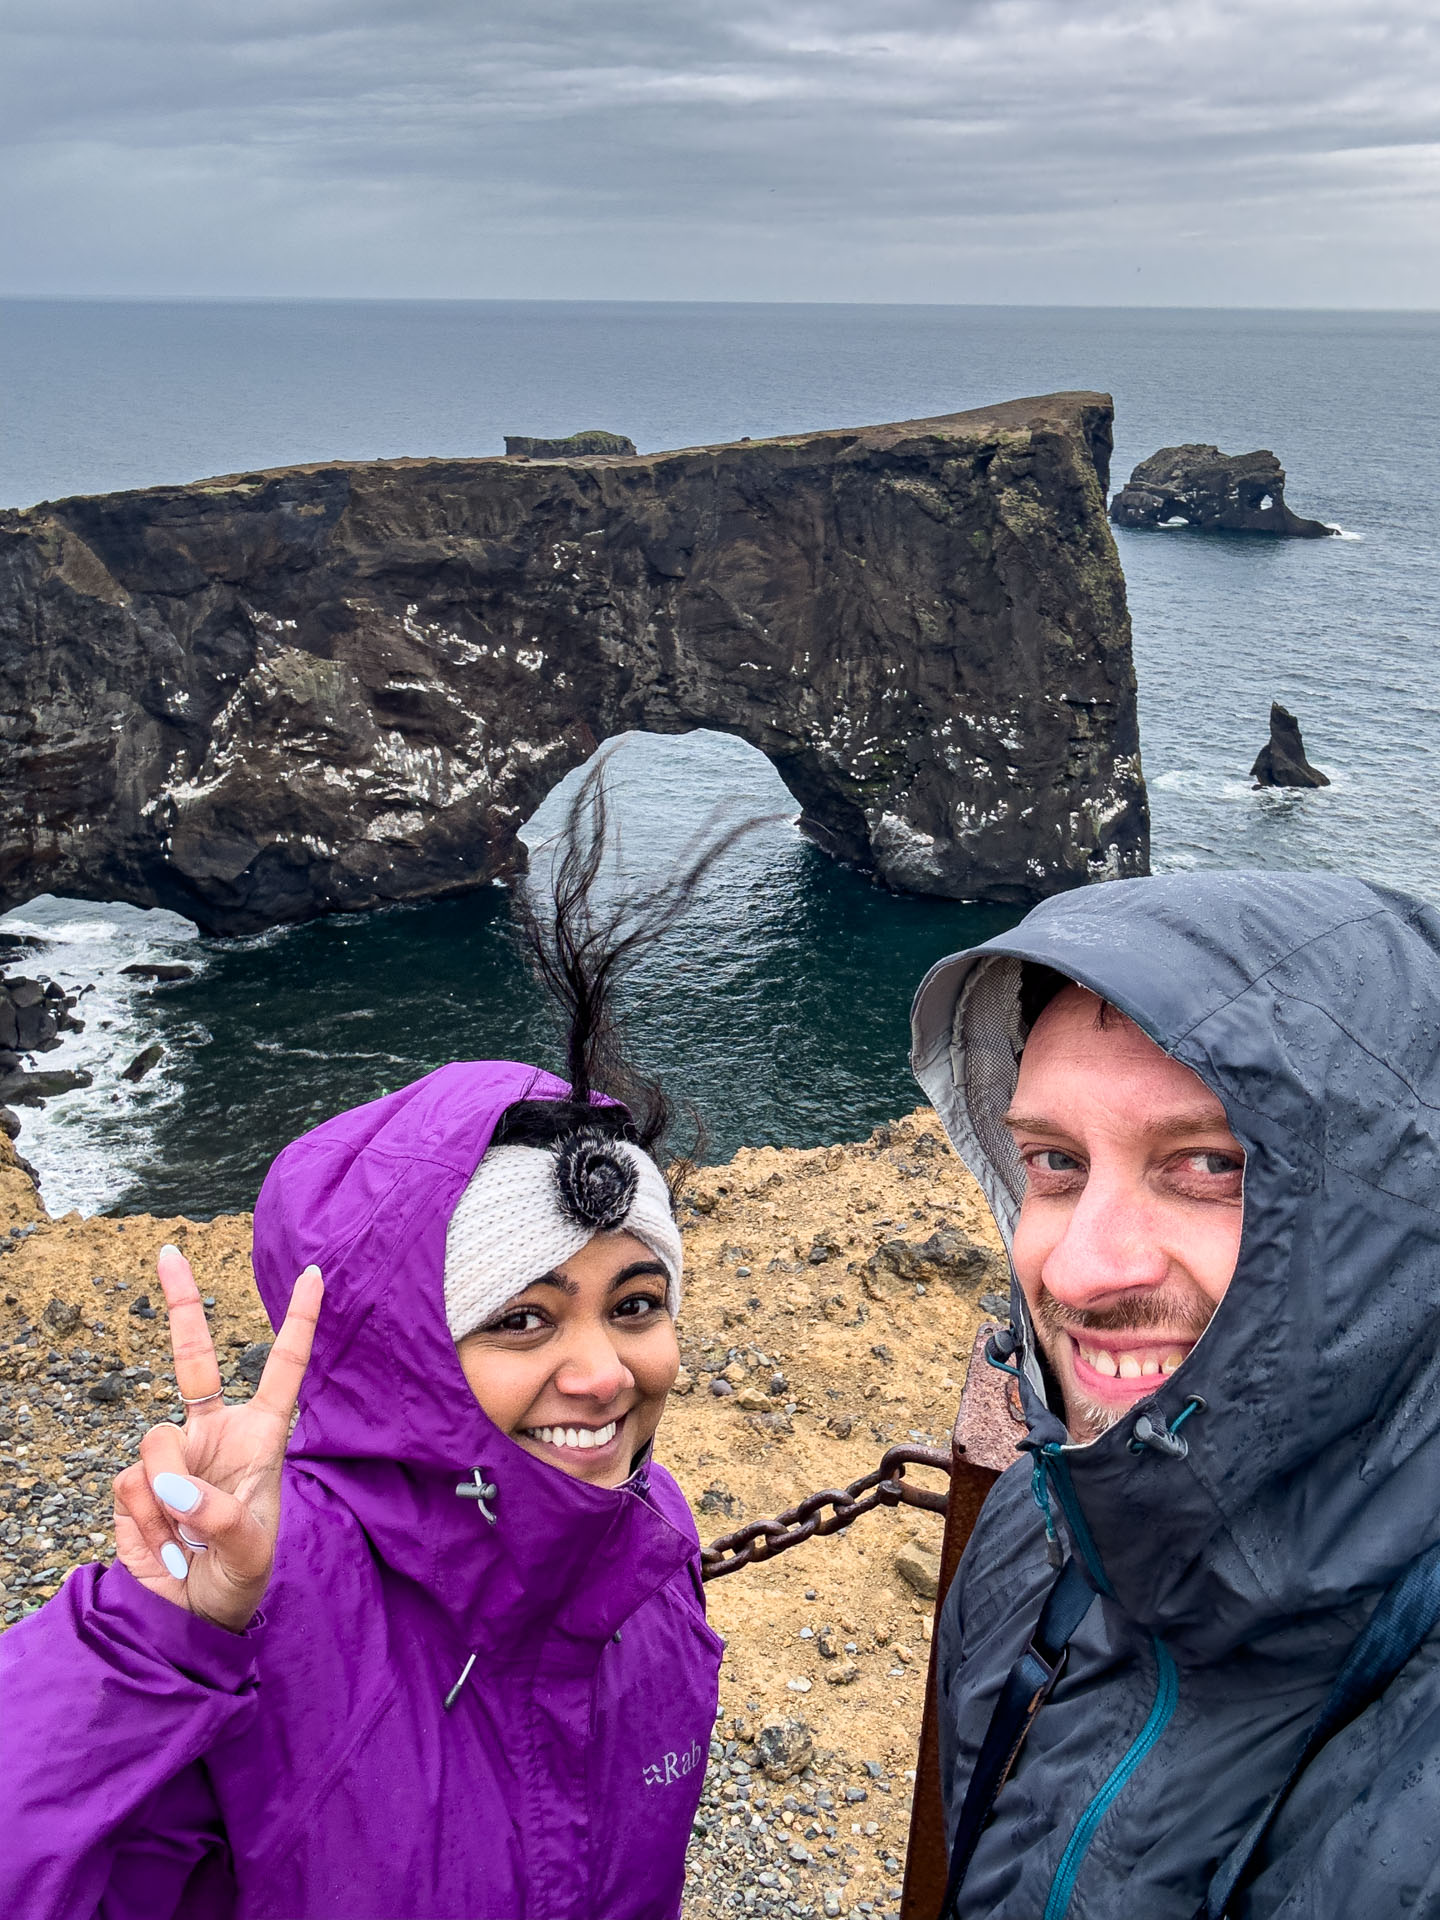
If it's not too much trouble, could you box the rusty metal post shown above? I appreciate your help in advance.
[899,1326,1024,1920]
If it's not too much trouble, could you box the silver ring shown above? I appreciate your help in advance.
[180,1388,224,1407]
[177,1527,208,1552]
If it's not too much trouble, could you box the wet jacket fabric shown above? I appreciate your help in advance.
[0,1061,722,1920]
[910,873,1440,1919]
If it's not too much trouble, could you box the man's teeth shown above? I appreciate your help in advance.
[525,1421,619,1450]
[1075,1343,1187,1381]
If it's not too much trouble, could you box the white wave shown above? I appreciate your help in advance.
[0,895,203,1218]
[1325,526,1364,541]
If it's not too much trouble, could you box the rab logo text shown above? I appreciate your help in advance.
[642,1739,704,1787]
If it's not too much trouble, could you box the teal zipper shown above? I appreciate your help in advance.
[1041,1635,1180,1920]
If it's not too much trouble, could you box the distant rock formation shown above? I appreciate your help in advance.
[504,431,637,458]
[1110,445,1335,537]
[0,392,1148,935]
[1250,704,1331,788]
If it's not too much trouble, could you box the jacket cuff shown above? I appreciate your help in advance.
[90,1560,261,1690]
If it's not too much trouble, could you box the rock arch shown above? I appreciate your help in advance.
[0,392,1147,935]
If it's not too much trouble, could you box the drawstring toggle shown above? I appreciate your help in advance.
[1130,1396,1206,1460]
[455,1468,499,1523]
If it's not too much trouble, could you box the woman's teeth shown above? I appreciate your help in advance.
[524,1421,619,1451]
[1076,1343,1187,1380]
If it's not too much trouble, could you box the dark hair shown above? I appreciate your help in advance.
[490,754,773,1170]
[1018,961,1120,1037]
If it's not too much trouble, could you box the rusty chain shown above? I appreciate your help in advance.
[699,1442,952,1582]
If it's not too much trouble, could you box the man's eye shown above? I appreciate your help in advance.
[1188,1152,1243,1177]
[1032,1149,1081,1173]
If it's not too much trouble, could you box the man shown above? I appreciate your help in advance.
[909,871,1440,1918]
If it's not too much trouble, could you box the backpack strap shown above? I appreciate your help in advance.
[1205,1537,1440,1919]
[940,1556,1097,1919]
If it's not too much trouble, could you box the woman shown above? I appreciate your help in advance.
[0,776,733,1920]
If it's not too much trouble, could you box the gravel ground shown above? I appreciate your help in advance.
[685,1717,909,1920]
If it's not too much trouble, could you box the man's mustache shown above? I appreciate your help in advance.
[1032,1285,1215,1340]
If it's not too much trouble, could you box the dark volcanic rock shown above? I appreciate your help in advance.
[1110,445,1335,537]
[1250,703,1330,789]
[119,963,195,982]
[504,430,637,458]
[0,393,1147,932]
[119,1044,163,1083]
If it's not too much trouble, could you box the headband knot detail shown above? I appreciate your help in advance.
[554,1131,639,1230]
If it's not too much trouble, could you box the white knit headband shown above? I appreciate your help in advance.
[444,1134,683,1342]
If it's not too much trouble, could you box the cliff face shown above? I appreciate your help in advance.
[0,392,1147,935]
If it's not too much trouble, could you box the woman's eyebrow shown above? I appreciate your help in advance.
[528,1271,579,1296]
[607,1260,669,1294]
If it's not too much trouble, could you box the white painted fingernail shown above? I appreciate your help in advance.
[154,1472,201,1513]
[160,1540,189,1580]
[159,1243,181,1259]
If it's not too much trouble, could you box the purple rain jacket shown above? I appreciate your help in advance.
[0,1061,722,1920]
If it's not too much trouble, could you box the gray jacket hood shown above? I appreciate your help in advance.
[912,871,1440,1663]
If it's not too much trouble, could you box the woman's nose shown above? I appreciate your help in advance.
[1041,1175,1169,1308]
[553,1321,633,1405]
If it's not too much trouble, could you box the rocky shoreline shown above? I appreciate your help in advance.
[0,1110,1005,1920]
[0,934,90,1145]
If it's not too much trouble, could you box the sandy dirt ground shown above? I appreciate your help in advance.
[0,1111,1006,1916]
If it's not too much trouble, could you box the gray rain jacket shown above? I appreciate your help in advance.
[910,872,1440,1919]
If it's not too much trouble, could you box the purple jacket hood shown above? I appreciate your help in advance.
[253,1059,693,1649]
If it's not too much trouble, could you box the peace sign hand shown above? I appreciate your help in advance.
[111,1245,323,1634]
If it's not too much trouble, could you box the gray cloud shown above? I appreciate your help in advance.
[1,0,1436,303]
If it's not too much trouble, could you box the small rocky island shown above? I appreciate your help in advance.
[1110,444,1335,537]
[503,430,637,458]
[1250,704,1330,788]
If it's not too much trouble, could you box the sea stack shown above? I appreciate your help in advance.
[1250,704,1330,788]
[1110,445,1335,537]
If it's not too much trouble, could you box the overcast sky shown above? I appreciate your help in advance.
[2,0,1436,307]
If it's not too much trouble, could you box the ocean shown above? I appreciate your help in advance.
[2,300,1437,1217]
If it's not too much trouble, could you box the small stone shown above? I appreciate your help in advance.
[736,1388,770,1412]
[735,1265,752,1278]
[86,1373,126,1405]
[824,1658,860,1687]
[710,1378,735,1398]
[895,1540,942,1601]
[826,1416,853,1440]
[41,1298,82,1337]
[699,1482,737,1517]
[788,1842,811,1863]
[756,1716,814,1781]
[979,1291,1009,1316]
[786,1677,812,1693]
[231,1342,271,1387]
